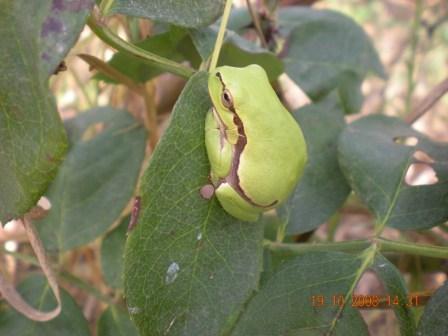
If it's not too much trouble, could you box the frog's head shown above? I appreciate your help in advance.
[208,64,268,118]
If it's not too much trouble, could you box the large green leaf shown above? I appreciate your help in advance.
[281,92,351,234]
[36,107,146,251]
[124,72,264,335]
[0,275,89,336]
[371,254,416,336]
[0,1,67,223]
[97,306,139,336]
[101,215,129,289]
[189,26,283,81]
[40,0,94,76]
[338,115,448,230]
[417,281,448,335]
[232,252,369,335]
[278,7,385,114]
[108,0,225,28]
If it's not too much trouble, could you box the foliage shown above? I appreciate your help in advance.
[0,0,447,335]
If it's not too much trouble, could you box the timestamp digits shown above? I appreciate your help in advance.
[310,294,420,308]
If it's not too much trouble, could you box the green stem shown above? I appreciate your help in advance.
[209,0,234,71]
[327,244,377,335]
[264,237,448,259]
[263,239,371,254]
[70,65,94,108]
[378,238,448,259]
[326,212,341,242]
[87,16,194,79]
[99,0,114,15]
[404,0,423,116]
[3,249,39,266]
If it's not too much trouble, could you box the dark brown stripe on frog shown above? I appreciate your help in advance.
[214,72,278,209]
[226,113,278,209]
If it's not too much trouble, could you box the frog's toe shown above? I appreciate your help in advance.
[200,184,215,200]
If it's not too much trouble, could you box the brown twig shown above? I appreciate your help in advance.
[141,81,159,150]
[404,0,423,117]
[422,15,448,37]
[406,77,448,124]
[246,0,268,48]
[78,54,141,93]
[79,53,160,149]
[0,214,61,321]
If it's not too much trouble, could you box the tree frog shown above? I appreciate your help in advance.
[202,64,307,221]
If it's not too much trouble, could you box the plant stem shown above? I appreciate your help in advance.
[263,239,371,254]
[69,65,94,108]
[2,249,118,306]
[141,81,159,149]
[405,77,448,124]
[378,238,448,259]
[78,54,141,93]
[209,0,234,71]
[404,0,423,116]
[59,271,118,306]
[87,16,194,79]
[327,244,377,335]
[246,0,268,48]
[264,237,448,259]
[99,0,114,15]
[326,212,340,242]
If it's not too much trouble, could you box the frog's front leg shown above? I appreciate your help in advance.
[204,107,233,183]
[201,108,233,200]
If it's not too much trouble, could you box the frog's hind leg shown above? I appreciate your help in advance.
[215,183,261,222]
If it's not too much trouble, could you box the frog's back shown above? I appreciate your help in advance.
[238,104,307,207]
[215,64,307,208]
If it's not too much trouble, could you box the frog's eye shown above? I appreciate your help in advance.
[221,89,233,109]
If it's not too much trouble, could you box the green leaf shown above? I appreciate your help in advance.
[36,107,147,251]
[279,7,385,114]
[232,252,369,335]
[338,115,448,230]
[108,0,225,28]
[0,275,89,336]
[337,72,365,115]
[95,29,199,84]
[64,106,132,144]
[98,306,139,336]
[124,72,264,335]
[40,0,94,76]
[226,7,252,33]
[189,26,283,81]
[282,92,351,235]
[417,281,448,336]
[218,43,283,82]
[371,254,416,336]
[101,215,129,289]
[0,2,68,223]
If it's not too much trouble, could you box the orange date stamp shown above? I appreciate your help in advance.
[310,294,423,309]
